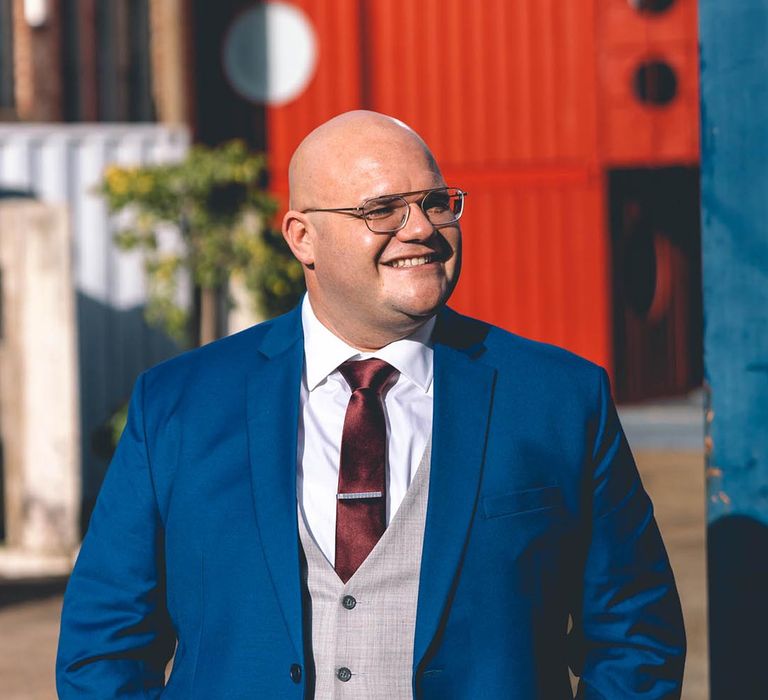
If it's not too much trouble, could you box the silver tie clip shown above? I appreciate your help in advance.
[336,491,383,500]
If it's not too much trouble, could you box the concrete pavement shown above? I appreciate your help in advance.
[0,589,63,699]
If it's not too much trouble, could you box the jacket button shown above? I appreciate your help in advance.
[342,594,357,610]
[336,666,352,682]
[290,664,302,683]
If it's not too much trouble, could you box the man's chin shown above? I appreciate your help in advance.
[393,297,450,324]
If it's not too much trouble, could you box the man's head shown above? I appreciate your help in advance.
[282,110,462,350]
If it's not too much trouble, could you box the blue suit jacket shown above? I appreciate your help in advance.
[57,305,685,699]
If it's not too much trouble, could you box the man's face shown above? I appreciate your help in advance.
[301,139,462,344]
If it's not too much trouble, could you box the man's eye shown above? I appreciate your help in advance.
[424,194,450,213]
[366,206,396,219]
[364,199,401,219]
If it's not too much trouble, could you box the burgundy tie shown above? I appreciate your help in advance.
[335,358,398,583]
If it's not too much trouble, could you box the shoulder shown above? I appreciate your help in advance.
[437,306,606,399]
[140,307,301,399]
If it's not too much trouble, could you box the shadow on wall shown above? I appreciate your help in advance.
[77,293,179,534]
[708,515,768,699]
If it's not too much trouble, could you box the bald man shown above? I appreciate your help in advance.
[57,112,685,699]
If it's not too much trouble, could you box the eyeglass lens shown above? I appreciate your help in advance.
[361,188,463,232]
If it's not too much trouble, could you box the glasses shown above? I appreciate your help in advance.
[301,187,467,233]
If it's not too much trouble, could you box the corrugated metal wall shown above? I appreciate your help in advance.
[449,171,607,362]
[0,124,188,513]
[363,0,600,165]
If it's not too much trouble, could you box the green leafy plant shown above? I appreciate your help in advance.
[101,140,305,346]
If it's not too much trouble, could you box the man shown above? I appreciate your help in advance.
[57,111,685,698]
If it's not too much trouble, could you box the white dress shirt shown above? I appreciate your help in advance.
[297,295,435,566]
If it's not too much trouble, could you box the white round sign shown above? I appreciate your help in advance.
[222,2,317,106]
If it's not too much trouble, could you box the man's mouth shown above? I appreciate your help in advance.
[384,255,436,269]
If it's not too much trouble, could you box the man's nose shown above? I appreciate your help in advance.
[394,202,434,242]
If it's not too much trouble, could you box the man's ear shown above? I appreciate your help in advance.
[282,211,315,268]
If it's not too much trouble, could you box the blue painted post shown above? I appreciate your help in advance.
[699,3,768,698]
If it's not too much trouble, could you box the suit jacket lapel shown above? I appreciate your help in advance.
[244,305,495,668]
[245,307,305,660]
[413,309,497,671]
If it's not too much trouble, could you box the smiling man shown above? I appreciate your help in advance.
[284,112,461,350]
[57,111,685,699]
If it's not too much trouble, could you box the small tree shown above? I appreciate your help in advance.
[101,140,304,347]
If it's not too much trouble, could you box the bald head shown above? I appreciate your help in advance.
[287,110,439,210]
[281,110,460,351]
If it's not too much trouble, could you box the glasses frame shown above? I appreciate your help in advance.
[300,186,467,233]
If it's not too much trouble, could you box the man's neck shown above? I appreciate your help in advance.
[306,300,434,352]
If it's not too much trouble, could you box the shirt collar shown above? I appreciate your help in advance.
[302,295,435,393]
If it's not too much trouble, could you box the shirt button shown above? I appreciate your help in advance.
[337,667,352,682]
[290,664,302,683]
[342,594,357,610]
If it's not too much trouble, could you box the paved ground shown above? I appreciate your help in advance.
[619,389,705,452]
[0,593,62,699]
[1,395,707,698]
[637,450,708,700]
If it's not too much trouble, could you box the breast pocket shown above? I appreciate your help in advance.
[481,485,563,519]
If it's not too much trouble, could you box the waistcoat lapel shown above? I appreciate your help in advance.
[413,309,496,673]
[246,307,305,659]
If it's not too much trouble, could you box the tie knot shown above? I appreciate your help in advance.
[339,358,398,395]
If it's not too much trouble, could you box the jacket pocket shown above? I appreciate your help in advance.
[481,485,563,519]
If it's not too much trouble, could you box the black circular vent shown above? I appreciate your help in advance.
[630,0,675,14]
[633,60,678,106]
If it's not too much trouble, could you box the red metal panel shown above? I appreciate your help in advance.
[599,42,699,164]
[266,0,364,199]
[596,0,700,164]
[363,0,600,166]
[600,0,697,46]
[445,166,612,372]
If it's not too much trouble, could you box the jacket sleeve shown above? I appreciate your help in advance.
[570,369,686,700]
[56,372,175,698]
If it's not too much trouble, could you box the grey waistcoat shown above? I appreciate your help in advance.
[298,441,432,699]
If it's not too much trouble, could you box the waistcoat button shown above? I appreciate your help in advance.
[290,664,302,683]
[342,594,357,609]
[337,666,352,682]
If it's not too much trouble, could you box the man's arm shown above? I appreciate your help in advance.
[57,373,175,698]
[569,369,686,700]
